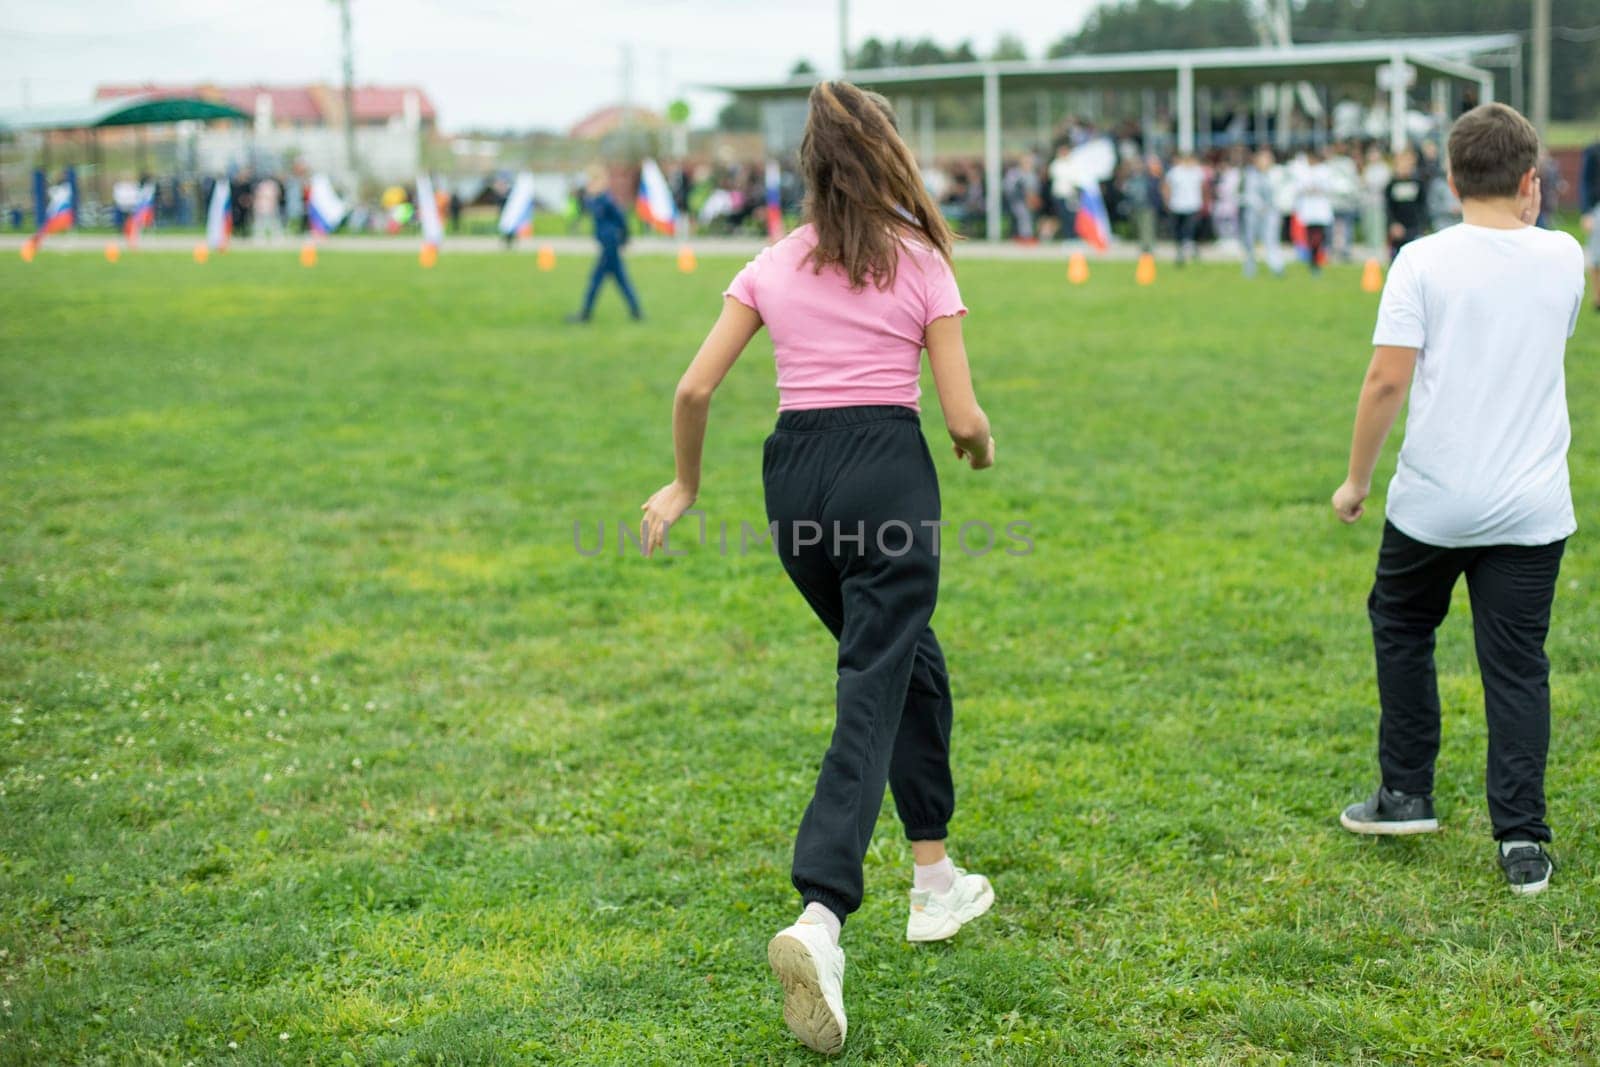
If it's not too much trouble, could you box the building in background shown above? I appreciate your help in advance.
[93,82,438,184]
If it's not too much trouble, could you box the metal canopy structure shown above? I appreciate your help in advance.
[713,34,1521,241]
[0,93,249,134]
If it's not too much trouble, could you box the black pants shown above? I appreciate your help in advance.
[763,405,956,923]
[579,245,640,319]
[1369,521,1565,842]
[1173,211,1201,259]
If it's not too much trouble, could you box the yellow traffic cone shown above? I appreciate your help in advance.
[1135,253,1157,286]
[300,242,318,268]
[104,242,121,263]
[20,239,37,263]
[677,245,697,273]
[1067,252,1089,285]
[1361,258,1384,293]
[536,245,557,271]
[192,243,209,264]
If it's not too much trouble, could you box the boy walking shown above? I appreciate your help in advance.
[1330,104,1587,895]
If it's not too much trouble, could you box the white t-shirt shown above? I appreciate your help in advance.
[1295,163,1335,226]
[1165,164,1205,214]
[1374,224,1586,547]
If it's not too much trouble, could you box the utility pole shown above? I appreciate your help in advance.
[621,44,634,158]
[1531,0,1551,134]
[337,0,357,178]
[839,0,849,74]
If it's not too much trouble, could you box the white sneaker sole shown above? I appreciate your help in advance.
[906,880,996,943]
[767,932,845,1055]
[1508,872,1551,896]
[1339,812,1440,835]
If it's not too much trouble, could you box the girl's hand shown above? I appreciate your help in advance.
[640,480,697,557]
[953,436,996,470]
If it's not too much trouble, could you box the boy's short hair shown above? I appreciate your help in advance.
[1448,103,1540,200]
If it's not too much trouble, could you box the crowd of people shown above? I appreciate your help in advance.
[964,124,1582,271]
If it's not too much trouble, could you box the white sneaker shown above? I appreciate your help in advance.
[906,867,995,943]
[767,918,847,1055]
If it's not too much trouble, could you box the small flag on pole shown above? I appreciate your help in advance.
[417,173,444,267]
[1073,178,1111,253]
[33,183,75,243]
[636,159,677,235]
[499,173,536,241]
[308,175,346,236]
[204,179,232,251]
[124,182,156,246]
[764,161,784,241]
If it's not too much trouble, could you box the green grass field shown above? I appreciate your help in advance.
[2,247,1598,1065]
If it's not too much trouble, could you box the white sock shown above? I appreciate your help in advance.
[799,901,841,945]
[1500,839,1538,856]
[913,856,955,895]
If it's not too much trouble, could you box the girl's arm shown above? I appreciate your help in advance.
[640,297,763,555]
[925,315,994,470]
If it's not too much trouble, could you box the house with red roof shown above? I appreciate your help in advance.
[94,83,437,131]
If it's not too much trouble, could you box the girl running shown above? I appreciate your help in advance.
[638,80,996,1056]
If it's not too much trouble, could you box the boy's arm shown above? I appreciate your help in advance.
[1331,345,1418,523]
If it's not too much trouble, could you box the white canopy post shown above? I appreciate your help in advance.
[1177,63,1195,153]
[918,95,934,166]
[1388,52,1408,153]
[983,67,1001,241]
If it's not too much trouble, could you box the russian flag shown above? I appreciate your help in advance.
[416,172,444,254]
[36,184,74,239]
[205,179,232,251]
[1073,178,1111,252]
[498,173,536,239]
[308,175,346,236]
[124,183,156,244]
[636,159,677,235]
[764,160,783,241]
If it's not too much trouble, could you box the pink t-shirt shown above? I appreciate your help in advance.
[723,223,967,412]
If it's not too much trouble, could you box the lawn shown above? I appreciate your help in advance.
[1,246,1598,1065]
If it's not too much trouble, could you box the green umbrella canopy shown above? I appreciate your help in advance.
[0,94,250,133]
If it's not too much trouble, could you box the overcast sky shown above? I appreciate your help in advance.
[0,0,1101,132]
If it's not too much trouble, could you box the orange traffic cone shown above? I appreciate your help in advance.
[1067,252,1089,285]
[299,242,318,268]
[193,243,209,264]
[20,239,37,263]
[419,244,438,268]
[676,245,697,273]
[1135,252,1157,286]
[1361,258,1384,293]
[536,245,556,271]
[104,242,121,263]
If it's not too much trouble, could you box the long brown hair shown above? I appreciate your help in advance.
[799,80,956,291]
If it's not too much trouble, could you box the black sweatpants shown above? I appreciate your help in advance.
[1369,520,1566,842]
[763,405,956,923]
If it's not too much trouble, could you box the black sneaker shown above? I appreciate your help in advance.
[564,313,591,325]
[1498,842,1554,896]
[1339,786,1439,835]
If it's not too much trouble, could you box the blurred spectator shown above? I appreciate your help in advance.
[1003,153,1041,242]
[1240,148,1284,278]
[1163,151,1206,265]
[1361,145,1391,255]
[1385,150,1427,259]
[253,175,283,243]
